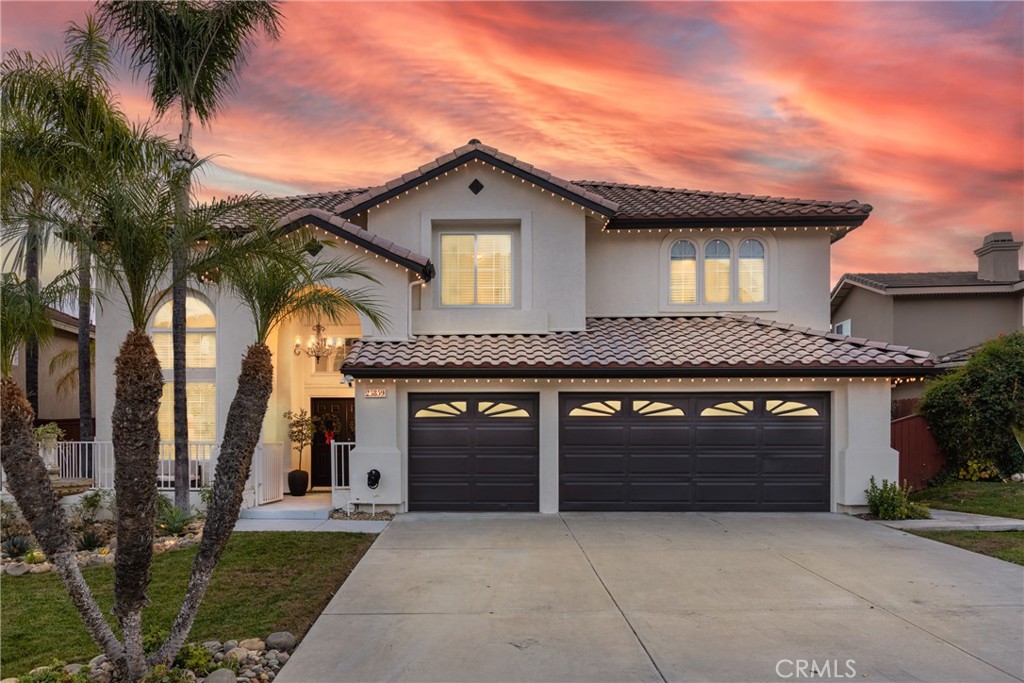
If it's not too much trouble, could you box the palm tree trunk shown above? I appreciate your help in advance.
[172,110,195,511]
[111,329,164,681]
[24,222,40,416]
[1,377,124,661]
[151,343,273,666]
[78,242,93,441]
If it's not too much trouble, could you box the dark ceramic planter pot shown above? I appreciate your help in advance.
[287,470,309,497]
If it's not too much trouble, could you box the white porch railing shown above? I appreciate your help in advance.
[256,442,284,504]
[330,441,355,489]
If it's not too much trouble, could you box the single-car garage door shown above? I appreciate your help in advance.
[408,394,539,511]
[560,393,830,511]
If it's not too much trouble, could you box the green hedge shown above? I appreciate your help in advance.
[919,333,1024,476]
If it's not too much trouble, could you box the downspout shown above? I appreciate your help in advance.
[408,278,426,340]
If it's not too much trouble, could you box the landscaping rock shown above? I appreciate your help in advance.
[265,632,295,652]
[89,655,107,668]
[225,646,249,662]
[213,652,225,663]
[277,653,289,664]
[2,677,19,683]
[64,664,83,675]
[203,641,223,652]
[222,640,238,651]
[202,669,236,683]
[28,562,52,573]
[5,562,28,576]
[239,638,265,652]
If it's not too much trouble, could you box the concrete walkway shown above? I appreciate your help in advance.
[879,508,1024,532]
[233,518,389,533]
[277,512,1024,683]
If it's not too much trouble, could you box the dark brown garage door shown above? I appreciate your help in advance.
[409,394,539,511]
[560,393,830,511]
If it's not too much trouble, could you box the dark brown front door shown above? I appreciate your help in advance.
[310,398,354,489]
[408,394,539,511]
[560,393,830,511]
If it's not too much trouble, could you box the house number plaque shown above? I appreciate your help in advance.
[363,388,388,399]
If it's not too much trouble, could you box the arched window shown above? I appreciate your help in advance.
[152,297,217,442]
[704,240,731,304]
[738,239,766,303]
[669,240,697,304]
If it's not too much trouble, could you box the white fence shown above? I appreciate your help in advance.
[256,442,284,505]
[330,441,355,489]
[28,441,219,491]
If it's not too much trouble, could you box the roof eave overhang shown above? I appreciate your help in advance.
[277,214,435,281]
[338,150,618,219]
[607,215,868,232]
[342,364,937,379]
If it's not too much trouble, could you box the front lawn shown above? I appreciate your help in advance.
[910,481,1024,519]
[910,530,1024,566]
[0,531,375,678]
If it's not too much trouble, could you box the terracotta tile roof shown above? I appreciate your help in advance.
[575,181,872,227]
[46,307,95,334]
[936,345,980,368]
[843,271,1024,289]
[332,140,620,217]
[217,188,371,231]
[343,316,934,378]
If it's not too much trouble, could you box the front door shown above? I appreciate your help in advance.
[310,398,355,489]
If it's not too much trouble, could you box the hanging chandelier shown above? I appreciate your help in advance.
[294,323,336,365]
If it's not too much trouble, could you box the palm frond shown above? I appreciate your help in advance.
[0,271,77,377]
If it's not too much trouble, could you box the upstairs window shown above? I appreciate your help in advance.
[666,236,768,307]
[669,240,697,304]
[152,296,217,442]
[440,233,512,306]
[704,240,731,304]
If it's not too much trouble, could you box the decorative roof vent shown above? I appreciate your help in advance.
[974,231,1022,281]
[468,138,481,145]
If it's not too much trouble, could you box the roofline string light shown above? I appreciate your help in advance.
[351,376,923,385]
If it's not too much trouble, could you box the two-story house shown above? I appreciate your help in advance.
[92,141,934,514]
[831,231,1023,401]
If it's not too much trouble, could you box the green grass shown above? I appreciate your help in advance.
[910,481,1024,519]
[0,532,375,678]
[910,530,1024,566]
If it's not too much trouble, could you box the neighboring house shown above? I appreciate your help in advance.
[11,307,95,439]
[93,140,934,514]
[831,231,1023,400]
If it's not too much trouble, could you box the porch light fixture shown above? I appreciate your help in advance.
[294,323,336,365]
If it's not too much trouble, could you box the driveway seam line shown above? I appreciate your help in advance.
[773,549,1024,682]
[558,513,669,683]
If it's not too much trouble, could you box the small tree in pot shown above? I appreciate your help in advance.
[284,409,315,496]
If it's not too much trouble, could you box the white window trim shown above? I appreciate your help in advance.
[659,233,777,313]
[437,230,515,308]
[833,319,851,336]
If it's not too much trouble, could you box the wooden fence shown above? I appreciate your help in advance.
[891,415,946,491]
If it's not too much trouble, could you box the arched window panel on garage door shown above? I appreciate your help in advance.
[766,399,821,417]
[699,399,754,417]
[412,401,468,418]
[478,401,531,418]
[567,400,622,417]
[632,400,686,417]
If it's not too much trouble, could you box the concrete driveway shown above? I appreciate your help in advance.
[277,513,1024,683]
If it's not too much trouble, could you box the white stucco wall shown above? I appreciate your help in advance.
[361,159,590,334]
[585,226,833,329]
[344,377,896,514]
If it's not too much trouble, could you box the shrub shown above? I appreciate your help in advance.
[865,476,931,520]
[74,490,105,525]
[920,333,1024,475]
[1,500,30,541]
[198,484,214,518]
[77,531,104,552]
[15,661,90,683]
[24,549,47,564]
[2,535,34,559]
[155,504,195,537]
[173,642,215,675]
[958,459,1001,482]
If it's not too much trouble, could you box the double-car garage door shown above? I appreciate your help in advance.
[408,392,830,512]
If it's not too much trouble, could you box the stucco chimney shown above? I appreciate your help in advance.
[974,232,1022,281]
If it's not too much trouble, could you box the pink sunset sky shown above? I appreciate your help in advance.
[2,1,1022,282]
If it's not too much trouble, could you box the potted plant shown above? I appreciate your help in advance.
[35,422,65,471]
[283,409,315,496]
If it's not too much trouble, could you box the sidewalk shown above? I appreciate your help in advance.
[233,518,390,533]
[879,508,1024,532]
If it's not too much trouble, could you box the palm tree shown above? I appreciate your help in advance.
[98,0,283,510]
[1,272,76,378]
[151,228,387,664]
[2,17,122,440]
[48,341,96,399]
